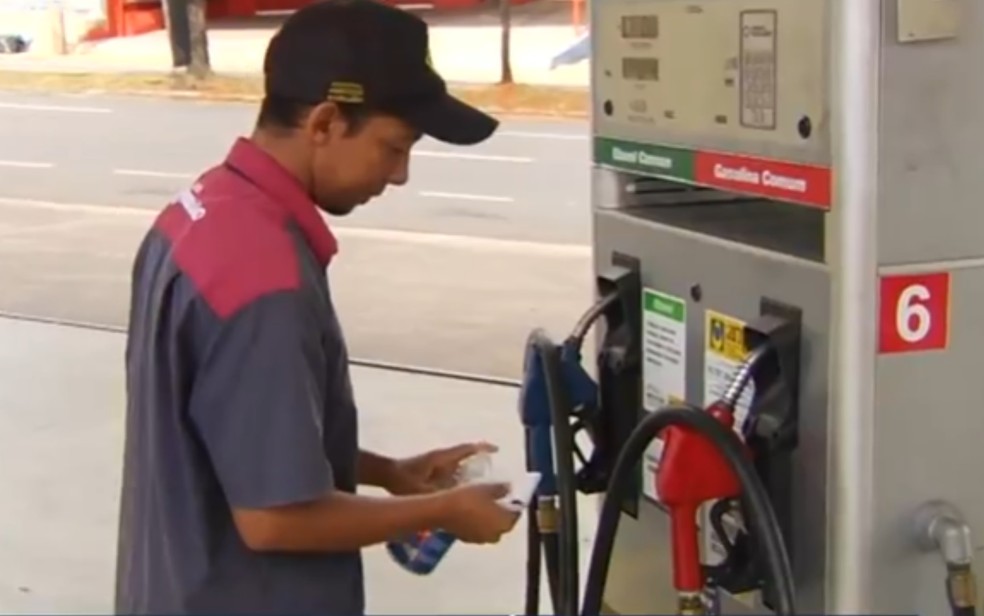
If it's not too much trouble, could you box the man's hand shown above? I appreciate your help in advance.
[441,481,520,544]
[384,442,498,495]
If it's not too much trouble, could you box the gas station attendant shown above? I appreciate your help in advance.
[113,0,520,613]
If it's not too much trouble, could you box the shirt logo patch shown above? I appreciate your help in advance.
[178,187,206,221]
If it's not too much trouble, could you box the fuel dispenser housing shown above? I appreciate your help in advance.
[585,1,984,615]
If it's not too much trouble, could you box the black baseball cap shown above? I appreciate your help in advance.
[263,0,499,145]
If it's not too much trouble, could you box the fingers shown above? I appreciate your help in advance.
[472,441,499,453]
[495,507,521,537]
[481,480,511,500]
[438,441,499,465]
[415,480,441,494]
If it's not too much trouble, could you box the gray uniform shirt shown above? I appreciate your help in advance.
[115,137,364,615]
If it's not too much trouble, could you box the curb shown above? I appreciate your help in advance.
[80,86,591,119]
[0,68,590,119]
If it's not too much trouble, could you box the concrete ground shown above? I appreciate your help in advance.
[0,316,598,613]
[0,196,592,383]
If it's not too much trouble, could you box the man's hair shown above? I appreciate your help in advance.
[255,95,375,136]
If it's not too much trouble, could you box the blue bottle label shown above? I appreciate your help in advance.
[387,529,457,575]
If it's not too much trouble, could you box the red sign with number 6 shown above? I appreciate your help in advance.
[878,273,951,354]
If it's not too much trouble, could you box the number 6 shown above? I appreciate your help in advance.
[896,284,932,343]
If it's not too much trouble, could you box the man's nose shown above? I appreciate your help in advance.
[388,155,410,186]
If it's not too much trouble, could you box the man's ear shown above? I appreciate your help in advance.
[304,101,344,145]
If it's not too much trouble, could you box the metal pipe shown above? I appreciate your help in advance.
[912,501,979,616]
[826,0,881,612]
[932,518,974,569]
[913,501,975,568]
[721,344,770,410]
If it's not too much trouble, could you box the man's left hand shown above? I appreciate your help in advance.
[384,442,498,496]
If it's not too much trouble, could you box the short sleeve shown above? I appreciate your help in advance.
[188,291,334,509]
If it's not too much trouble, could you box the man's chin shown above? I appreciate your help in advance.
[318,202,360,217]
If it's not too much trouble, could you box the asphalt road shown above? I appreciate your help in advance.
[0,90,591,244]
[0,90,595,380]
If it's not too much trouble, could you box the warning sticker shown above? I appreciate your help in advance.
[703,310,755,427]
[640,288,687,504]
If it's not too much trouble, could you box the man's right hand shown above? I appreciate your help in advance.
[442,482,520,544]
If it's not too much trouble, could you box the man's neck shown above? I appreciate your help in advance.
[249,129,312,194]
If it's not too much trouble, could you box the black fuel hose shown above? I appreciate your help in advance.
[579,403,797,616]
[950,603,976,616]
[537,337,581,616]
[523,505,566,615]
[524,498,541,615]
[541,529,562,608]
[522,487,563,612]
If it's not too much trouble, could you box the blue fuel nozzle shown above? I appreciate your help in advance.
[519,330,599,498]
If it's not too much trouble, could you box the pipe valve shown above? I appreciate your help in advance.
[912,500,979,616]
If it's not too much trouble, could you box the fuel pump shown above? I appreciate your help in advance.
[525,1,984,615]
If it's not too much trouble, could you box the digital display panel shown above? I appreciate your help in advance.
[622,57,660,81]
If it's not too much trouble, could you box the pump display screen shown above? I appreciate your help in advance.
[621,14,659,39]
[622,57,660,81]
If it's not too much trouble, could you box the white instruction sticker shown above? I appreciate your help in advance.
[640,288,687,503]
[642,289,687,410]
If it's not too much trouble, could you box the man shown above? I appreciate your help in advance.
[114,1,520,613]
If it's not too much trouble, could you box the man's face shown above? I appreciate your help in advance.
[304,103,420,216]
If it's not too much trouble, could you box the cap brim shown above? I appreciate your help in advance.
[401,93,499,146]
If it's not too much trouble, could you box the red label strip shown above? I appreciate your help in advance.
[693,151,832,209]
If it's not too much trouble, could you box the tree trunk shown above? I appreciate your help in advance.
[499,0,513,84]
[163,0,191,68]
[187,0,211,78]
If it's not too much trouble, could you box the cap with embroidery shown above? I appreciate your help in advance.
[262,0,498,145]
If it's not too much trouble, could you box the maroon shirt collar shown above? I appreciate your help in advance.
[223,137,339,267]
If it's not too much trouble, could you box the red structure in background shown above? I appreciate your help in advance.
[100,0,539,39]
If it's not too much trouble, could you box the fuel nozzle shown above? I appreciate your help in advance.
[654,301,803,610]
[655,340,773,606]
[912,500,979,616]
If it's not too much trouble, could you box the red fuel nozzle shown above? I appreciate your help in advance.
[655,401,750,593]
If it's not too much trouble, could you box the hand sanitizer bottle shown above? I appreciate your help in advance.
[385,452,493,575]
